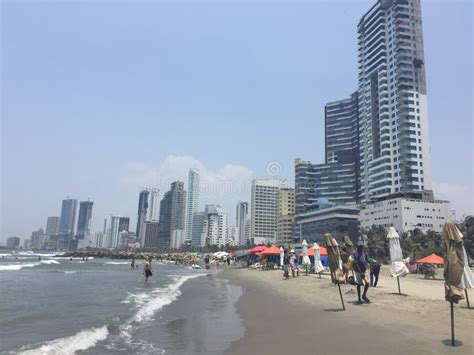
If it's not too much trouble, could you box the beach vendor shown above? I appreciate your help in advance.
[352,237,370,304]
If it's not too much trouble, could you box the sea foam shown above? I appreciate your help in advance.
[0,259,59,271]
[18,326,109,355]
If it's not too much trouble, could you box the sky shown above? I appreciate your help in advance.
[1,0,472,243]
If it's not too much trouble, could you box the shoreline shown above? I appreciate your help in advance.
[218,267,473,355]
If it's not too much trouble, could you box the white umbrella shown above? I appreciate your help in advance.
[302,240,311,266]
[449,224,473,308]
[387,227,409,277]
[387,227,409,295]
[279,247,284,267]
[313,242,325,274]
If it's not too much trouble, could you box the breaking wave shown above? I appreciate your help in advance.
[0,260,60,271]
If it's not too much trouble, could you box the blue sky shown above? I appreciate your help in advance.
[1,0,472,242]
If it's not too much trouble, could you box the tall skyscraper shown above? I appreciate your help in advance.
[59,198,78,236]
[158,181,186,250]
[76,201,93,240]
[136,190,150,247]
[295,94,360,213]
[45,217,60,235]
[251,179,289,244]
[185,169,200,244]
[191,212,206,247]
[147,189,159,221]
[105,215,123,249]
[143,221,160,248]
[236,201,249,245]
[357,0,432,202]
[276,187,295,245]
[118,217,130,233]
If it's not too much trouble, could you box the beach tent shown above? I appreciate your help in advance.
[416,253,444,264]
[387,227,409,278]
[259,245,280,255]
[235,250,248,258]
[248,245,267,254]
[313,242,325,274]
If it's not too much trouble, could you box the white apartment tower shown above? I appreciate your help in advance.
[251,179,289,244]
[185,169,200,243]
[204,205,228,247]
[357,0,432,202]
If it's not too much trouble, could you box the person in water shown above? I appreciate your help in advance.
[352,237,370,304]
[144,259,152,282]
[131,257,135,270]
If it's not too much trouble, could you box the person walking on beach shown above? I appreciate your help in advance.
[340,247,350,283]
[369,256,381,287]
[353,238,370,304]
[144,258,153,282]
[290,250,298,277]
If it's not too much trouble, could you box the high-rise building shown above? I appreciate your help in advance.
[59,198,78,236]
[171,229,185,249]
[45,217,60,235]
[105,216,122,249]
[191,212,206,247]
[30,228,45,250]
[251,179,289,244]
[7,236,20,249]
[226,225,237,246]
[158,181,186,250]
[236,201,249,245]
[295,94,360,213]
[202,205,228,247]
[357,0,432,202]
[76,201,93,240]
[143,221,160,248]
[147,189,159,221]
[136,190,150,247]
[185,169,200,243]
[276,187,295,245]
[118,217,130,233]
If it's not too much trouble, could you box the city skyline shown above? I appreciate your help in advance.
[1,0,472,242]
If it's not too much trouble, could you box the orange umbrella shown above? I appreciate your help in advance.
[299,245,328,257]
[248,245,267,254]
[416,253,444,264]
[259,245,280,255]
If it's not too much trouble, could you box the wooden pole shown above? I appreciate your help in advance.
[337,283,345,311]
[397,276,401,295]
[450,301,455,346]
[465,289,470,308]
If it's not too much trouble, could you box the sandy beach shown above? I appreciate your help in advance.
[220,266,473,355]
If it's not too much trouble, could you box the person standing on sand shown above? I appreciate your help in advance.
[283,251,290,279]
[144,258,152,282]
[353,238,370,304]
[340,247,350,283]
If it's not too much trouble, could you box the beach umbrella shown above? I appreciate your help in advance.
[344,235,354,249]
[313,242,325,277]
[301,240,311,275]
[248,245,266,254]
[324,233,345,310]
[280,247,284,267]
[443,222,465,347]
[444,223,472,309]
[416,253,444,264]
[387,227,409,294]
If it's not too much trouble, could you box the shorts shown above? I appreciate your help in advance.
[145,270,152,277]
[354,271,368,285]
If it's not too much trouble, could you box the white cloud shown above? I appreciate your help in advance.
[99,155,255,233]
[433,181,473,219]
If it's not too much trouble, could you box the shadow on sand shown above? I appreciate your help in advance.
[441,339,463,347]
[388,292,409,297]
[323,308,345,312]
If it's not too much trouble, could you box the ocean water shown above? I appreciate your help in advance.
[0,251,244,354]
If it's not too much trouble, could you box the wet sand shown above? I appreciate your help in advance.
[220,267,473,355]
